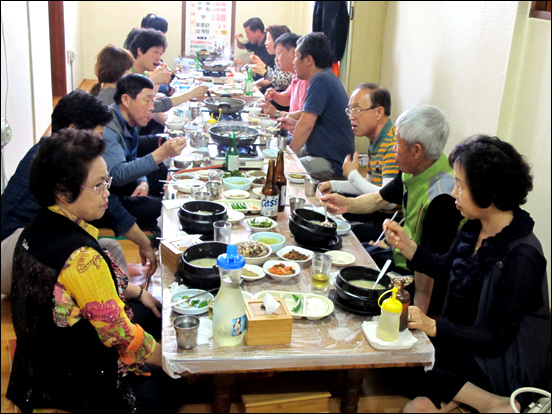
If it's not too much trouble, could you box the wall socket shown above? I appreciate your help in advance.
[66,49,77,64]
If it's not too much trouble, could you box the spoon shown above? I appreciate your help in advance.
[372,259,392,289]
[322,201,333,228]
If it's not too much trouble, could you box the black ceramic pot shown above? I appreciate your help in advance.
[289,208,337,246]
[334,266,393,314]
[175,242,228,290]
[178,201,227,236]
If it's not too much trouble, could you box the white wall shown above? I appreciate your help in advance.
[79,1,314,81]
[1,1,51,187]
[380,1,551,295]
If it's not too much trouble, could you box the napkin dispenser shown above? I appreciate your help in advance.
[160,239,185,274]
[244,298,292,346]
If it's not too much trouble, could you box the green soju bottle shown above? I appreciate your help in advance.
[244,67,254,96]
[225,133,240,172]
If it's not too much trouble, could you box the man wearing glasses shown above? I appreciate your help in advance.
[319,83,400,243]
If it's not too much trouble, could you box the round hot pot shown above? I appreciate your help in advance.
[334,266,393,314]
[175,242,228,290]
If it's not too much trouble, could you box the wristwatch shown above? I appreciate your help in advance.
[273,110,281,119]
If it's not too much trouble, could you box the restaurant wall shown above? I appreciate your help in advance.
[380,1,551,296]
[80,1,315,81]
[0,1,52,186]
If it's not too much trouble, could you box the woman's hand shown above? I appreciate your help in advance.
[140,289,162,318]
[264,87,276,101]
[342,152,360,178]
[407,306,436,336]
[149,65,171,86]
[188,85,208,99]
[255,79,271,88]
[383,219,418,260]
[139,244,157,278]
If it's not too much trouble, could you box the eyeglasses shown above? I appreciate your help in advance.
[82,176,112,194]
[345,106,379,117]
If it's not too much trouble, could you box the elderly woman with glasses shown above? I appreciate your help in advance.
[7,129,188,413]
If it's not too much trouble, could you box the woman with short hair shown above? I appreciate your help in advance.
[7,129,187,413]
[384,135,550,412]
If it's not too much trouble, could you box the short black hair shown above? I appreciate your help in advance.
[274,33,300,50]
[123,27,142,50]
[129,28,167,58]
[141,13,168,33]
[51,90,112,133]
[449,135,533,211]
[355,83,392,116]
[30,128,106,207]
[113,74,154,105]
[243,17,264,33]
[296,32,332,69]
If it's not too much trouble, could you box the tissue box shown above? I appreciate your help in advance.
[244,298,292,346]
[160,239,185,274]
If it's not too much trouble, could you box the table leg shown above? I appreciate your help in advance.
[341,368,367,413]
[212,373,235,413]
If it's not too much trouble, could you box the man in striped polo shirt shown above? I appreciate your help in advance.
[319,83,400,242]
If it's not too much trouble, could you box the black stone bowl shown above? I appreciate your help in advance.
[178,201,228,236]
[175,242,228,290]
[334,266,393,314]
[289,208,337,246]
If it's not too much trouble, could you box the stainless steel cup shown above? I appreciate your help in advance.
[289,197,306,214]
[193,191,212,201]
[173,315,200,349]
[304,178,320,197]
[205,181,222,198]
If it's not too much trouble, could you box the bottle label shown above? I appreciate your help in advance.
[226,154,239,172]
[279,185,287,207]
[232,315,246,336]
[260,195,279,217]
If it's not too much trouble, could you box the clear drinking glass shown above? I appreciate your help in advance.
[311,253,333,292]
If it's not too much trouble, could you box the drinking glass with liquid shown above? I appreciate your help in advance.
[312,253,332,292]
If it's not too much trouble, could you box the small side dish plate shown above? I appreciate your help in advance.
[263,260,301,280]
[223,189,250,200]
[254,290,334,320]
[175,179,205,193]
[244,217,278,232]
[170,289,214,315]
[286,172,310,184]
[325,250,355,267]
[276,245,314,264]
[240,264,265,281]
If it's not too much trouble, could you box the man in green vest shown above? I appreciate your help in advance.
[322,105,463,316]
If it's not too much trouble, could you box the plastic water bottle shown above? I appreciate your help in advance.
[376,287,402,342]
[213,245,246,346]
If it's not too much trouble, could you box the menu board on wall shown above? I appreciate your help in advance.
[182,1,235,58]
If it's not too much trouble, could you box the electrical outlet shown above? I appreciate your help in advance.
[66,49,76,64]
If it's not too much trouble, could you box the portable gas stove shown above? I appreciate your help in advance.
[208,144,264,169]
[202,70,227,77]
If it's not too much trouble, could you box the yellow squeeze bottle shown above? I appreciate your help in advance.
[375,287,402,342]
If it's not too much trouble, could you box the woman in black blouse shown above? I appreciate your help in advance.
[384,135,550,412]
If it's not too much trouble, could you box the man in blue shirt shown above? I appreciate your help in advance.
[1,90,157,295]
[279,32,354,180]
[100,74,186,236]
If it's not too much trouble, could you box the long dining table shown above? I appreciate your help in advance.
[159,143,434,413]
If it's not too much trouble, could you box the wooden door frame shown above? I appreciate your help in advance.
[48,1,66,97]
